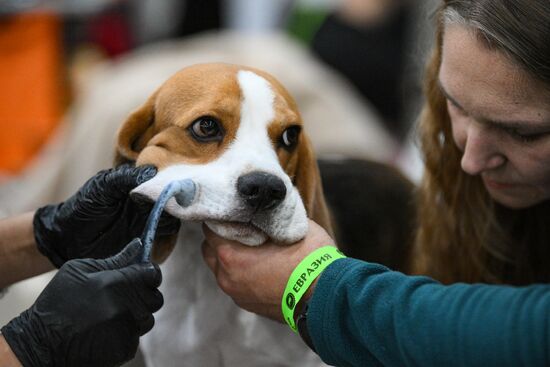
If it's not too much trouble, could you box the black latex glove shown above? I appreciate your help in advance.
[34,164,180,267]
[1,239,163,367]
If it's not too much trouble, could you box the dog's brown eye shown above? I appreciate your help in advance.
[281,126,301,149]
[189,117,224,142]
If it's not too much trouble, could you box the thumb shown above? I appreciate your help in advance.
[105,164,158,196]
[95,238,143,270]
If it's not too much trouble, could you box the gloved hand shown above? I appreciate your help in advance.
[1,239,163,367]
[34,164,180,267]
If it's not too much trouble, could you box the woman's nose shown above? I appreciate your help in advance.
[460,123,505,175]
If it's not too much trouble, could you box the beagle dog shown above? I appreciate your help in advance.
[115,63,332,366]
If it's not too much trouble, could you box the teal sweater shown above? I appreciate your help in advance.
[308,258,550,366]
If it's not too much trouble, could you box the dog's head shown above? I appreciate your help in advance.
[115,63,332,261]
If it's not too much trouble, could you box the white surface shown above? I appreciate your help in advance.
[0,272,54,327]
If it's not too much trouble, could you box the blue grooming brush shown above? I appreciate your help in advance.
[140,179,196,263]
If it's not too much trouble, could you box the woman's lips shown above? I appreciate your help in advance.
[482,176,517,190]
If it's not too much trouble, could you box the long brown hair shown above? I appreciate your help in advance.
[413,0,550,285]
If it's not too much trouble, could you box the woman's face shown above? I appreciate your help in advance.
[439,24,550,209]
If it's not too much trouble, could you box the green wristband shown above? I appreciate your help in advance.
[282,246,346,332]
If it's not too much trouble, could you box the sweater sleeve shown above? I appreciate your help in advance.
[308,258,550,367]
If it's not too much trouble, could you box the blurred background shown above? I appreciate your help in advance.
[0,0,438,365]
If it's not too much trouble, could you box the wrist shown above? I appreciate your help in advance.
[293,272,320,353]
[282,246,346,332]
[0,335,23,367]
[33,205,66,268]
[1,311,54,367]
[295,300,316,353]
[293,276,318,319]
[0,212,54,288]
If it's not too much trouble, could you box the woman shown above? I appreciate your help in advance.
[202,1,550,366]
[414,0,550,285]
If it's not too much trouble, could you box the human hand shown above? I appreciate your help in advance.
[201,220,336,323]
[33,164,181,267]
[1,239,163,367]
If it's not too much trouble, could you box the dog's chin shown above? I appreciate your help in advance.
[205,221,268,246]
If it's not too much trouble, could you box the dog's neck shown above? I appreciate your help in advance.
[140,221,325,367]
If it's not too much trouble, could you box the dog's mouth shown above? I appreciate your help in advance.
[131,170,309,246]
[205,220,269,246]
[214,220,259,235]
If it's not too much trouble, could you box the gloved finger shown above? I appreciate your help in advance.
[114,321,140,363]
[83,165,157,208]
[133,285,164,314]
[94,238,143,270]
[123,287,163,325]
[150,288,164,312]
[69,164,155,207]
[135,283,164,312]
[116,264,165,310]
[123,289,163,325]
[137,314,156,336]
[118,262,163,288]
[140,262,163,288]
[104,165,158,196]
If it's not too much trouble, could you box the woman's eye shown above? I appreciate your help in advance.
[507,129,543,143]
[281,126,301,149]
[189,117,224,142]
[447,99,466,116]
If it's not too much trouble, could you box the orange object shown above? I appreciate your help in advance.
[0,14,64,174]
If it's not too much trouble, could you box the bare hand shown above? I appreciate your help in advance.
[202,220,336,322]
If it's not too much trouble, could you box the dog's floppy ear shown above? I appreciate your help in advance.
[150,233,178,264]
[115,91,158,166]
[114,91,179,263]
[294,135,334,237]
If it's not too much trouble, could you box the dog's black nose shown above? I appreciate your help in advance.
[237,171,287,211]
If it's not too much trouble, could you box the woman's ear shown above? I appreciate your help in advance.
[294,135,334,237]
[114,92,158,166]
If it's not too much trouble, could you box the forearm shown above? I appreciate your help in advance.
[309,258,550,367]
[0,335,22,367]
[0,212,53,288]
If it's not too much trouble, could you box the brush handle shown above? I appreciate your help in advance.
[140,179,196,263]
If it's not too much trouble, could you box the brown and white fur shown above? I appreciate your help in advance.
[115,63,332,366]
